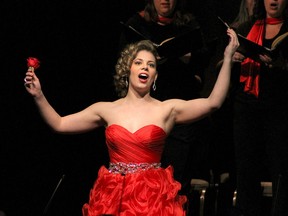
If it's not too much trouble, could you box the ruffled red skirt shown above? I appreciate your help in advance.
[82,165,187,216]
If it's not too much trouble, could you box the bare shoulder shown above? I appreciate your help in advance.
[82,99,123,126]
[153,98,185,117]
[161,98,186,107]
[160,98,199,116]
[88,99,122,111]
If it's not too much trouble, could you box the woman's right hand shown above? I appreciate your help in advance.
[24,68,43,98]
[224,28,240,59]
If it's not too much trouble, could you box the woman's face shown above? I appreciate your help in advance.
[129,50,157,93]
[153,0,177,17]
[264,0,287,18]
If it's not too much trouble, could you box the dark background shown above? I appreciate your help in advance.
[0,1,240,216]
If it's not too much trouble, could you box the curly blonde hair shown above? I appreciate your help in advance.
[114,40,159,98]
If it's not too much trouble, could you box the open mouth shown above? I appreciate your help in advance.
[161,2,170,7]
[270,3,278,9]
[139,73,148,80]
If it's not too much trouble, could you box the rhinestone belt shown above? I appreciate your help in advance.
[108,162,161,175]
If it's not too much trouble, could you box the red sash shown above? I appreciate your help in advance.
[240,18,284,97]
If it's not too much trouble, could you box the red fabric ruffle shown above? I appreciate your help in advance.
[82,165,187,216]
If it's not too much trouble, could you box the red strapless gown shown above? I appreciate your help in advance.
[82,124,187,216]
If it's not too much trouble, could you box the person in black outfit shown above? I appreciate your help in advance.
[230,0,288,215]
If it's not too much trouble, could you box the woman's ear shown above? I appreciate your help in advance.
[155,72,158,81]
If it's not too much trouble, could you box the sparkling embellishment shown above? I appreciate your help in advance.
[108,162,161,175]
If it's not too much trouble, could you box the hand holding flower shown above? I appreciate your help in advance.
[24,57,43,98]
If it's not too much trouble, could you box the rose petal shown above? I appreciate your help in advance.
[27,57,40,69]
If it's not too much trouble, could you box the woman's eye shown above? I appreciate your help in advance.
[148,63,155,68]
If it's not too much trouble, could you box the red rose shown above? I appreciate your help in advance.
[27,57,40,69]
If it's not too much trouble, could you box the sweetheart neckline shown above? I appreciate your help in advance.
[106,124,166,135]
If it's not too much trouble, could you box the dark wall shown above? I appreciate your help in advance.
[0,1,240,216]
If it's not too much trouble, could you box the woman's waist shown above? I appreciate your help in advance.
[108,162,161,175]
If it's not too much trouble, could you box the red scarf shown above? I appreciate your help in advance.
[138,11,173,25]
[157,16,173,25]
[240,18,284,97]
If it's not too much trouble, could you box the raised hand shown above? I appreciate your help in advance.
[24,67,43,98]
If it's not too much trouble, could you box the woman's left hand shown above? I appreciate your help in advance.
[260,53,288,70]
